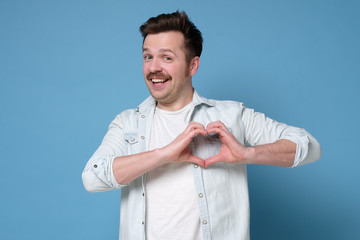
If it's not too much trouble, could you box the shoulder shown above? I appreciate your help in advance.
[199,95,246,112]
[111,108,139,127]
[114,95,155,121]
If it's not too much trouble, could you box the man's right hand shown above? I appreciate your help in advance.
[113,122,207,185]
[160,121,207,167]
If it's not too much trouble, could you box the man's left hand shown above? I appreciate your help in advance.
[204,121,250,168]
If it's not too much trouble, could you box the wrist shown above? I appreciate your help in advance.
[154,147,171,165]
[243,146,256,164]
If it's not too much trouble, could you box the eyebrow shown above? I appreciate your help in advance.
[142,48,176,55]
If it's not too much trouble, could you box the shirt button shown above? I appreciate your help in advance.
[141,136,145,139]
[199,193,203,198]
[131,138,135,142]
[194,164,198,168]
[203,220,207,225]
[141,115,145,118]
[142,221,145,225]
[142,193,145,197]
[93,164,97,168]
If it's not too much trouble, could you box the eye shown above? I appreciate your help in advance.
[164,56,172,61]
[143,55,152,61]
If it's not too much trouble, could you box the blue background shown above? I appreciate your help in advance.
[1,0,359,239]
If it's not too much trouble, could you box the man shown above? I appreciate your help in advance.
[82,11,321,240]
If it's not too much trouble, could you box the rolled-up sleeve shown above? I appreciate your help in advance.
[241,105,321,167]
[82,114,127,192]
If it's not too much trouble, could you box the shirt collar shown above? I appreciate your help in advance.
[136,89,214,113]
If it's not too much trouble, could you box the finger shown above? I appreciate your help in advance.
[206,121,230,133]
[188,155,205,168]
[184,122,206,134]
[189,127,207,138]
[173,128,207,150]
[204,154,222,168]
[206,126,229,139]
[189,124,207,136]
[188,121,205,129]
[206,120,224,128]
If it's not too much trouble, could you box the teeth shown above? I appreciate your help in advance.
[152,78,165,83]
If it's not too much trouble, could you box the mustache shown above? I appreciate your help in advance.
[146,73,172,80]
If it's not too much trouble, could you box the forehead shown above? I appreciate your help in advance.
[143,31,185,52]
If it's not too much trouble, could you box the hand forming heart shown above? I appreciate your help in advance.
[203,121,248,167]
[162,121,248,168]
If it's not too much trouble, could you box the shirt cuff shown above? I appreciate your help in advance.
[282,134,310,168]
[91,155,126,189]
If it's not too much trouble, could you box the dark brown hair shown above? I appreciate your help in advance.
[140,11,203,62]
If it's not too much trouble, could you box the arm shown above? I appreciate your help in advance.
[82,114,127,192]
[241,105,321,167]
[204,121,296,167]
[112,122,207,185]
[82,120,207,192]
[245,139,296,167]
[204,115,321,168]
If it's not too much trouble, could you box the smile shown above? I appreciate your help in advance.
[151,78,168,83]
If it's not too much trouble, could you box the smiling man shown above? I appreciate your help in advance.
[82,11,321,240]
[142,31,197,111]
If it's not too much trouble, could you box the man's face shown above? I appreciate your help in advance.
[142,31,199,111]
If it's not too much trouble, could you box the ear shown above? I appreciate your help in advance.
[189,56,200,76]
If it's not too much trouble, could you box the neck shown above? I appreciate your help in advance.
[156,89,194,111]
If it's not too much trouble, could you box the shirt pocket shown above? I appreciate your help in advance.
[124,132,139,155]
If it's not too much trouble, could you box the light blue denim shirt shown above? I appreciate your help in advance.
[82,90,321,240]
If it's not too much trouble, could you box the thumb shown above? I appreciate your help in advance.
[188,154,205,168]
[204,154,222,168]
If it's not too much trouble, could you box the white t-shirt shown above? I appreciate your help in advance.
[146,102,202,240]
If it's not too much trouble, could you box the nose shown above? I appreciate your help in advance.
[149,58,162,73]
